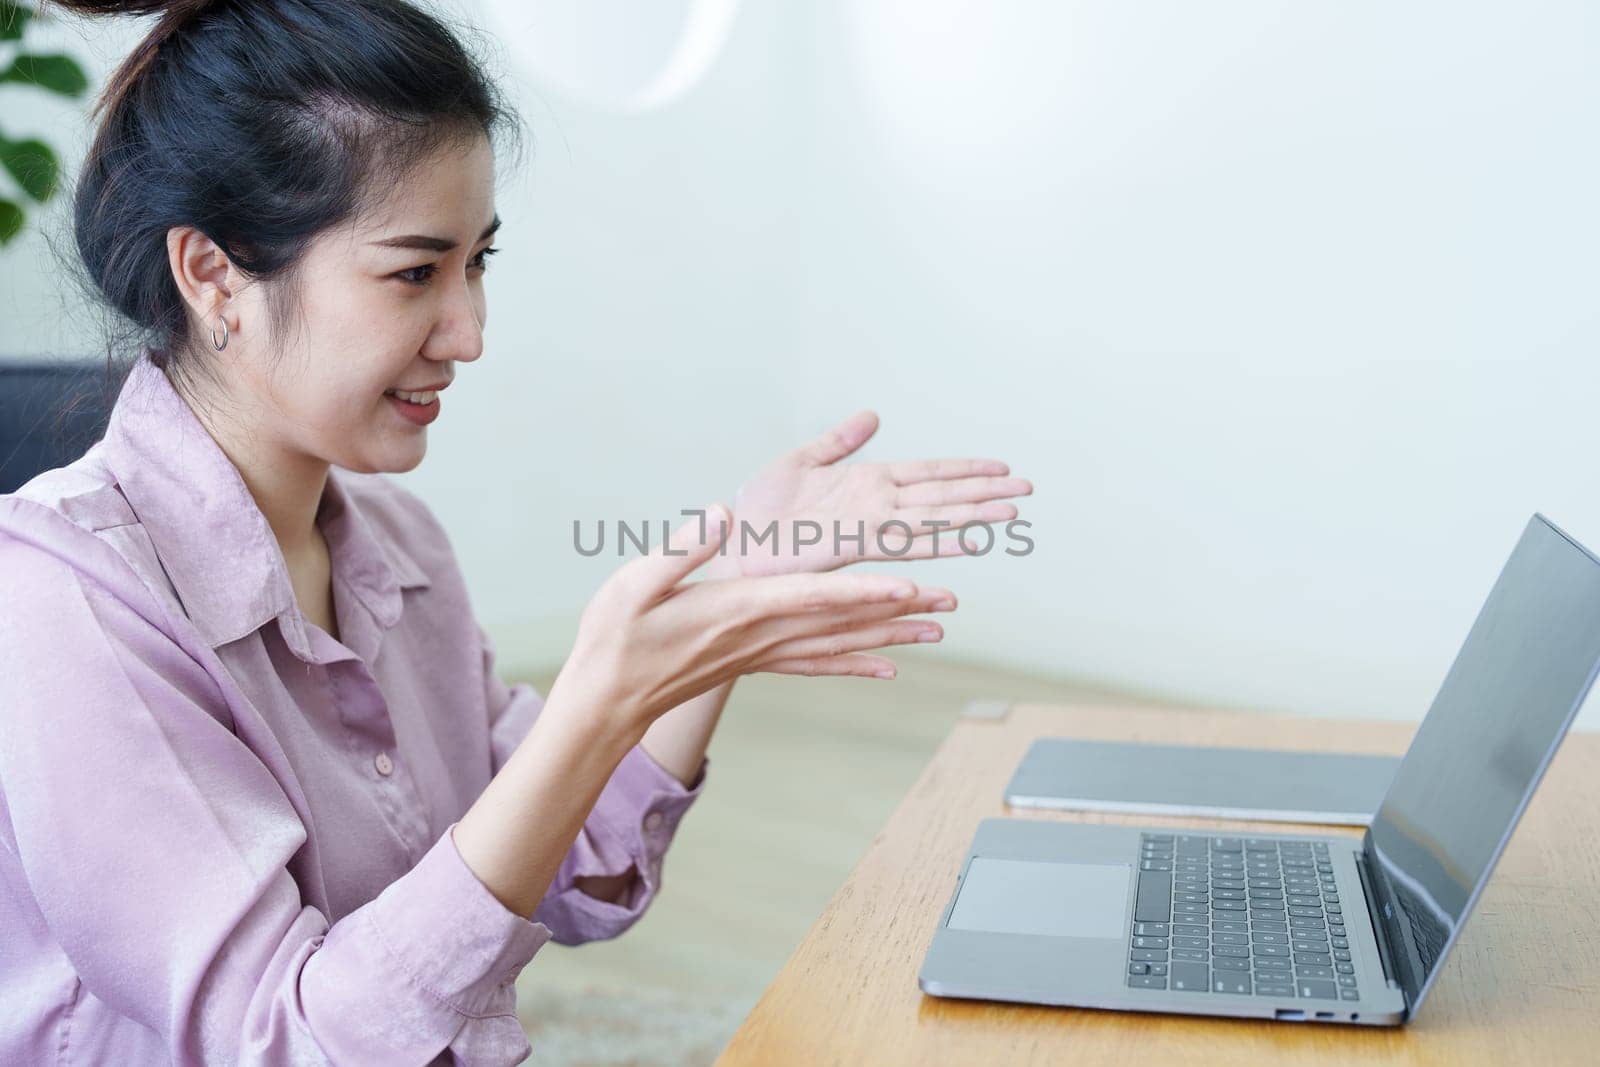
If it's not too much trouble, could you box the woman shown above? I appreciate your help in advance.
[0,1,1031,1063]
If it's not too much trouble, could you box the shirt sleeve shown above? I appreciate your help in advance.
[0,509,549,1066]
[479,624,708,944]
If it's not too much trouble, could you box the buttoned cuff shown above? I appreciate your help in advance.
[373,824,553,1012]
[305,826,552,1063]
[535,745,708,942]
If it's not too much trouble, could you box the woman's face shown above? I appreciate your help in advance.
[225,132,499,476]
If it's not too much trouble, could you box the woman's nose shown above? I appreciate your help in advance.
[427,280,485,363]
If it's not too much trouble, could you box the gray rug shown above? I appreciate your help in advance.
[518,984,756,1066]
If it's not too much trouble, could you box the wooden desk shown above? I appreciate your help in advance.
[716,703,1600,1065]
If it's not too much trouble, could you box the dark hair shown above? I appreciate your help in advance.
[46,0,523,433]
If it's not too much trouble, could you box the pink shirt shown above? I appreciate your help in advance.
[0,350,707,1065]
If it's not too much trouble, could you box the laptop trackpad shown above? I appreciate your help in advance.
[946,858,1130,939]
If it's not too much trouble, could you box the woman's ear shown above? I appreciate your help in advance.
[165,225,240,339]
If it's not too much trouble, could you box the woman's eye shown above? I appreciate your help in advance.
[397,246,499,287]
[470,245,500,272]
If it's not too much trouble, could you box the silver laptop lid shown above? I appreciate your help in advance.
[1365,514,1600,1011]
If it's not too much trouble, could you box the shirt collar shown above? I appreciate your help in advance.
[102,348,430,653]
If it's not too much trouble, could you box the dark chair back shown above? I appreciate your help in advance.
[0,360,116,494]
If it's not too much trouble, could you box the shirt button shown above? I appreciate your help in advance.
[374,752,394,776]
[643,811,663,832]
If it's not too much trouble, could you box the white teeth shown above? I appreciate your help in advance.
[387,389,438,404]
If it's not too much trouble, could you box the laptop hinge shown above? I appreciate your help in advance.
[1354,849,1402,994]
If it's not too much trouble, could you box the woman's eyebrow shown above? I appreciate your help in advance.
[369,214,501,252]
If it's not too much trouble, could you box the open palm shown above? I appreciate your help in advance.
[726,411,1032,576]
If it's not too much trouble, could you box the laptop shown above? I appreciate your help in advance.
[919,513,1600,1025]
[1004,740,1399,826]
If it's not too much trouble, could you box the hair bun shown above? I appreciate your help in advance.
[50,0,217,119]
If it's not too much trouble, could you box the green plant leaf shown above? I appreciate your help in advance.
[0,54,90,98]
[0,197,23,245]
[0,1,33,43]
[0,136,57,202]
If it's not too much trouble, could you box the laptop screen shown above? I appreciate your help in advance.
[1365,514,1600,1009]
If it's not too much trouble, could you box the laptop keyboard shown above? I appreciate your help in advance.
[1125,833,1361,1001]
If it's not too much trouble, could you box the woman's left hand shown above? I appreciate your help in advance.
[719,410,1032,577]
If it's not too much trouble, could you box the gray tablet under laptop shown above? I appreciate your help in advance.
[1005,740,1398,825]
[920,514,1600,1026]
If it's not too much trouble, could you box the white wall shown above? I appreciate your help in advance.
[4,1,1597,726]
[789,0,1600,731]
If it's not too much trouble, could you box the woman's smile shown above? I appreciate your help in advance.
[384,389,442,425]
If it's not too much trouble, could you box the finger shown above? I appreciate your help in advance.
[754,653,899,680]
[863,524,1011,562]
[841,585,957,615]
[811,585,957,620]
[892,501,1018,529]
[895,475,1032,508]
[797,410,879,466]
[761,618,943,666]
[750,570,919,615]
[749,586,954,655]
[660,571,942,639]
[886,458,1009,486]
[626,502,731,596]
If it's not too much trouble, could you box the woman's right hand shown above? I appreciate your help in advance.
[546,503,956,743]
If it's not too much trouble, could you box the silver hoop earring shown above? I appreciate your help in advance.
[210,316,229,352]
